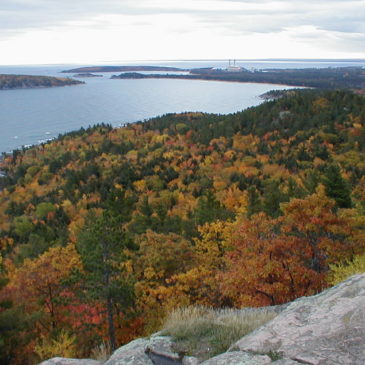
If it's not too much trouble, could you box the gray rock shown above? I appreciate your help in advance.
[104,335,179,365]
[199,351,271,365]
[233,274,365,365]
[182,356,199,365]
[38,358,101,365]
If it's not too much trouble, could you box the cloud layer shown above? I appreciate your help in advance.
[1,0,364,63]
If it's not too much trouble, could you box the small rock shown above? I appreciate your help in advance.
[38,358,101,365]
[182,356,199,365]
[104,336,178,365]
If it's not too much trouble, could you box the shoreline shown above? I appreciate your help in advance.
[111,74,304,88]
[110,66,365,89]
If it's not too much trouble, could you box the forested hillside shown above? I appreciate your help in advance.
[1,89,365,364]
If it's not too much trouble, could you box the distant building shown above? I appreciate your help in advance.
[226,59,242,72]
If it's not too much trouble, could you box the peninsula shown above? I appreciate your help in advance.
[0,74,84,90]
[73,72,103,78]
[111,66,365,90]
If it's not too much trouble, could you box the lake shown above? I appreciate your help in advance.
[1,60,364,153]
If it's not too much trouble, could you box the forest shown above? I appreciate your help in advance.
[0,75,83,90]
[0,89,365,363]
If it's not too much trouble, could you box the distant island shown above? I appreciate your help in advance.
[111,66,365,90]
[73,72,103,78]
[0,74,84,90]
[62,65,186,73]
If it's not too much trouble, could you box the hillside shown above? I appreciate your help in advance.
[0,89,365,364]
[0,74,84,90]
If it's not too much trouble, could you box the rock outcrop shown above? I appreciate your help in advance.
[233,273,365,364]
[102,335,180,365]
[39,274,365,365]
[200,351,272,365]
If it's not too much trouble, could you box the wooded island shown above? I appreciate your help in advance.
[0,74,84,90]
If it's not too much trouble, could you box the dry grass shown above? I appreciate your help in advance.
[161,306,277,361]
[90,342,110,362]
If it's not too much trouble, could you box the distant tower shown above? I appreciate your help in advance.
[227,58,242,72]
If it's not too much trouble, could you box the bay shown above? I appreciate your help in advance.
[1,60,364,154]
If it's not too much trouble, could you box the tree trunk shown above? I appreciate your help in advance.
[102,238,117,352]
[107,294,116,352]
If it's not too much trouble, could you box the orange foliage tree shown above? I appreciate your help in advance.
[0,244,86,361]
[1,243,82,332]
[220,186,365,307]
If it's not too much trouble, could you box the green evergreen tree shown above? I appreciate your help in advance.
[76,192,135,351]
[323,164,352,208]
[0,259,31,365]
[262,180,287,217]
[194,190,232,225]
[247,186,262,217]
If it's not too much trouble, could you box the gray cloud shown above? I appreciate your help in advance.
[188,1,365,34]
[0,0,364,42]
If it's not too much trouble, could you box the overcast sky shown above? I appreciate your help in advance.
[1,0,364,65]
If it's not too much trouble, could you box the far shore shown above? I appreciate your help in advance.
[109,66,365,90]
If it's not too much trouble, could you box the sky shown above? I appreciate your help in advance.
[0,0,364,65]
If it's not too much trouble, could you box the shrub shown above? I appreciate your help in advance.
[34,330,78,361]
[328,254,365,285]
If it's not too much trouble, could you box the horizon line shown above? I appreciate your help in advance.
[1,58,365,67]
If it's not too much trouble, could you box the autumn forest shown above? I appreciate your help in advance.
[1,89,365,364]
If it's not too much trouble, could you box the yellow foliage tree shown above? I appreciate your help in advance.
[34,330,78,362]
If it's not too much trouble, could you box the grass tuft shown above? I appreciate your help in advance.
[90,342,110,362]
[161,306,277,361]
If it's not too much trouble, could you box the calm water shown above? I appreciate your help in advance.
[1,60,364,153]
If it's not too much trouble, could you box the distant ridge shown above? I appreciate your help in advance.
[62,65,187,73]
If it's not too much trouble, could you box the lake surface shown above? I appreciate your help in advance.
[1,60,364,153]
